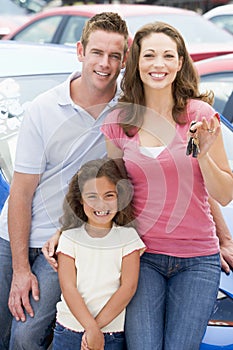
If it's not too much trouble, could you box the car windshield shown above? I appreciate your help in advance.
[126,14,233,45]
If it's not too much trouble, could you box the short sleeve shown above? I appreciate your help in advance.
[122,228,146,257]
[101,109,127,150]
[187,100,220,124]
[15,106,46,174]
[56,231,76,259]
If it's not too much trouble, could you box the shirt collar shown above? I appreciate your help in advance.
[57,71,122,108]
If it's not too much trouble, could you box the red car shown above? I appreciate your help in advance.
[3,4,233,61]
[0,14,28,38]
[195,53,233,123]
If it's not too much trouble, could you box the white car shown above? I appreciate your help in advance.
[0,41,81,182]
[204,4,233,36]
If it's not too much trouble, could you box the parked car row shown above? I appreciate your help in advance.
[2,4,233,62]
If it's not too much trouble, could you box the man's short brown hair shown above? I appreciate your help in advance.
[81,12,129,54]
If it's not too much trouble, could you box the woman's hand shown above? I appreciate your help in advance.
[188,116,220,158]
[42,230,61,271]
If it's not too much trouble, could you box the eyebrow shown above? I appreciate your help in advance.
[143,49,176,53]
[90,48,122,56]
[83,190,117,195]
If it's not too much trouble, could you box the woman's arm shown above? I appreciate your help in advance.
[95,250,140,329]
[57,253,104,350]
[193,116,233,205]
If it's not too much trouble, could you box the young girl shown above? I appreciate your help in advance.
[52,158,145,350]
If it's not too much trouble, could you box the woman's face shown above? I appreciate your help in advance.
[138,32,183,92]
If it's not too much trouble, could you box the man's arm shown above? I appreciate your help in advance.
[209,196,233,273]
[8,171,40,322]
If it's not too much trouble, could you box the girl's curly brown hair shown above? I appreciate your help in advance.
[59,158,135,231]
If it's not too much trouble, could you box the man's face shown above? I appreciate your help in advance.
[78,30,127,93]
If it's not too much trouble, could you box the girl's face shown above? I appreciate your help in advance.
[138,32,183,92]
[81,176,118,229]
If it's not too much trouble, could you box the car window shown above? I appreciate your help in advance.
[59,15,88,45]
[199,72,233,122]
[126,14,233,45]
[210,15,233,35]
[12,16,64,43]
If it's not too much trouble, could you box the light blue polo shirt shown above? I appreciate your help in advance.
[0,72,121,247]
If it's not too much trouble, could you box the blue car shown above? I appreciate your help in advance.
[0,169,9,212]
[201,116,233,350]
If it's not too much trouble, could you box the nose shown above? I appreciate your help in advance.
[99,54,110,67]
[92,197,108,208]
[153,56,165,67]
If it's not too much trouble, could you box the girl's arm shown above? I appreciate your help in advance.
[95,250,140,329]
[57,253,104,350]
[192,116,233,206]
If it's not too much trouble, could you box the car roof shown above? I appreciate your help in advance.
[0,41,81,76]
[195,53,233,75]
[204,4,233,18]
[4,4,199,35]
[32,4,197,17]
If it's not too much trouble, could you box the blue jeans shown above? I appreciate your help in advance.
[125,252,221,350]
[0,237,61,350]
[53,322,126,350]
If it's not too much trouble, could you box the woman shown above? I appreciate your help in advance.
[101,21,233,350]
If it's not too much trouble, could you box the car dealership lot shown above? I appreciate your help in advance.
[3,4,233,61]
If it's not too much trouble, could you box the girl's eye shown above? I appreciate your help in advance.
[105,193,117,200]
[86,195,97,200]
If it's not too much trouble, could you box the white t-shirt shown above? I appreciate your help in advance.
[56,224,146,333]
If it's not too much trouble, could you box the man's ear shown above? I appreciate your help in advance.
[77,41,85,62]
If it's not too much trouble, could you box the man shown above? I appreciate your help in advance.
[0,12,128,350]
